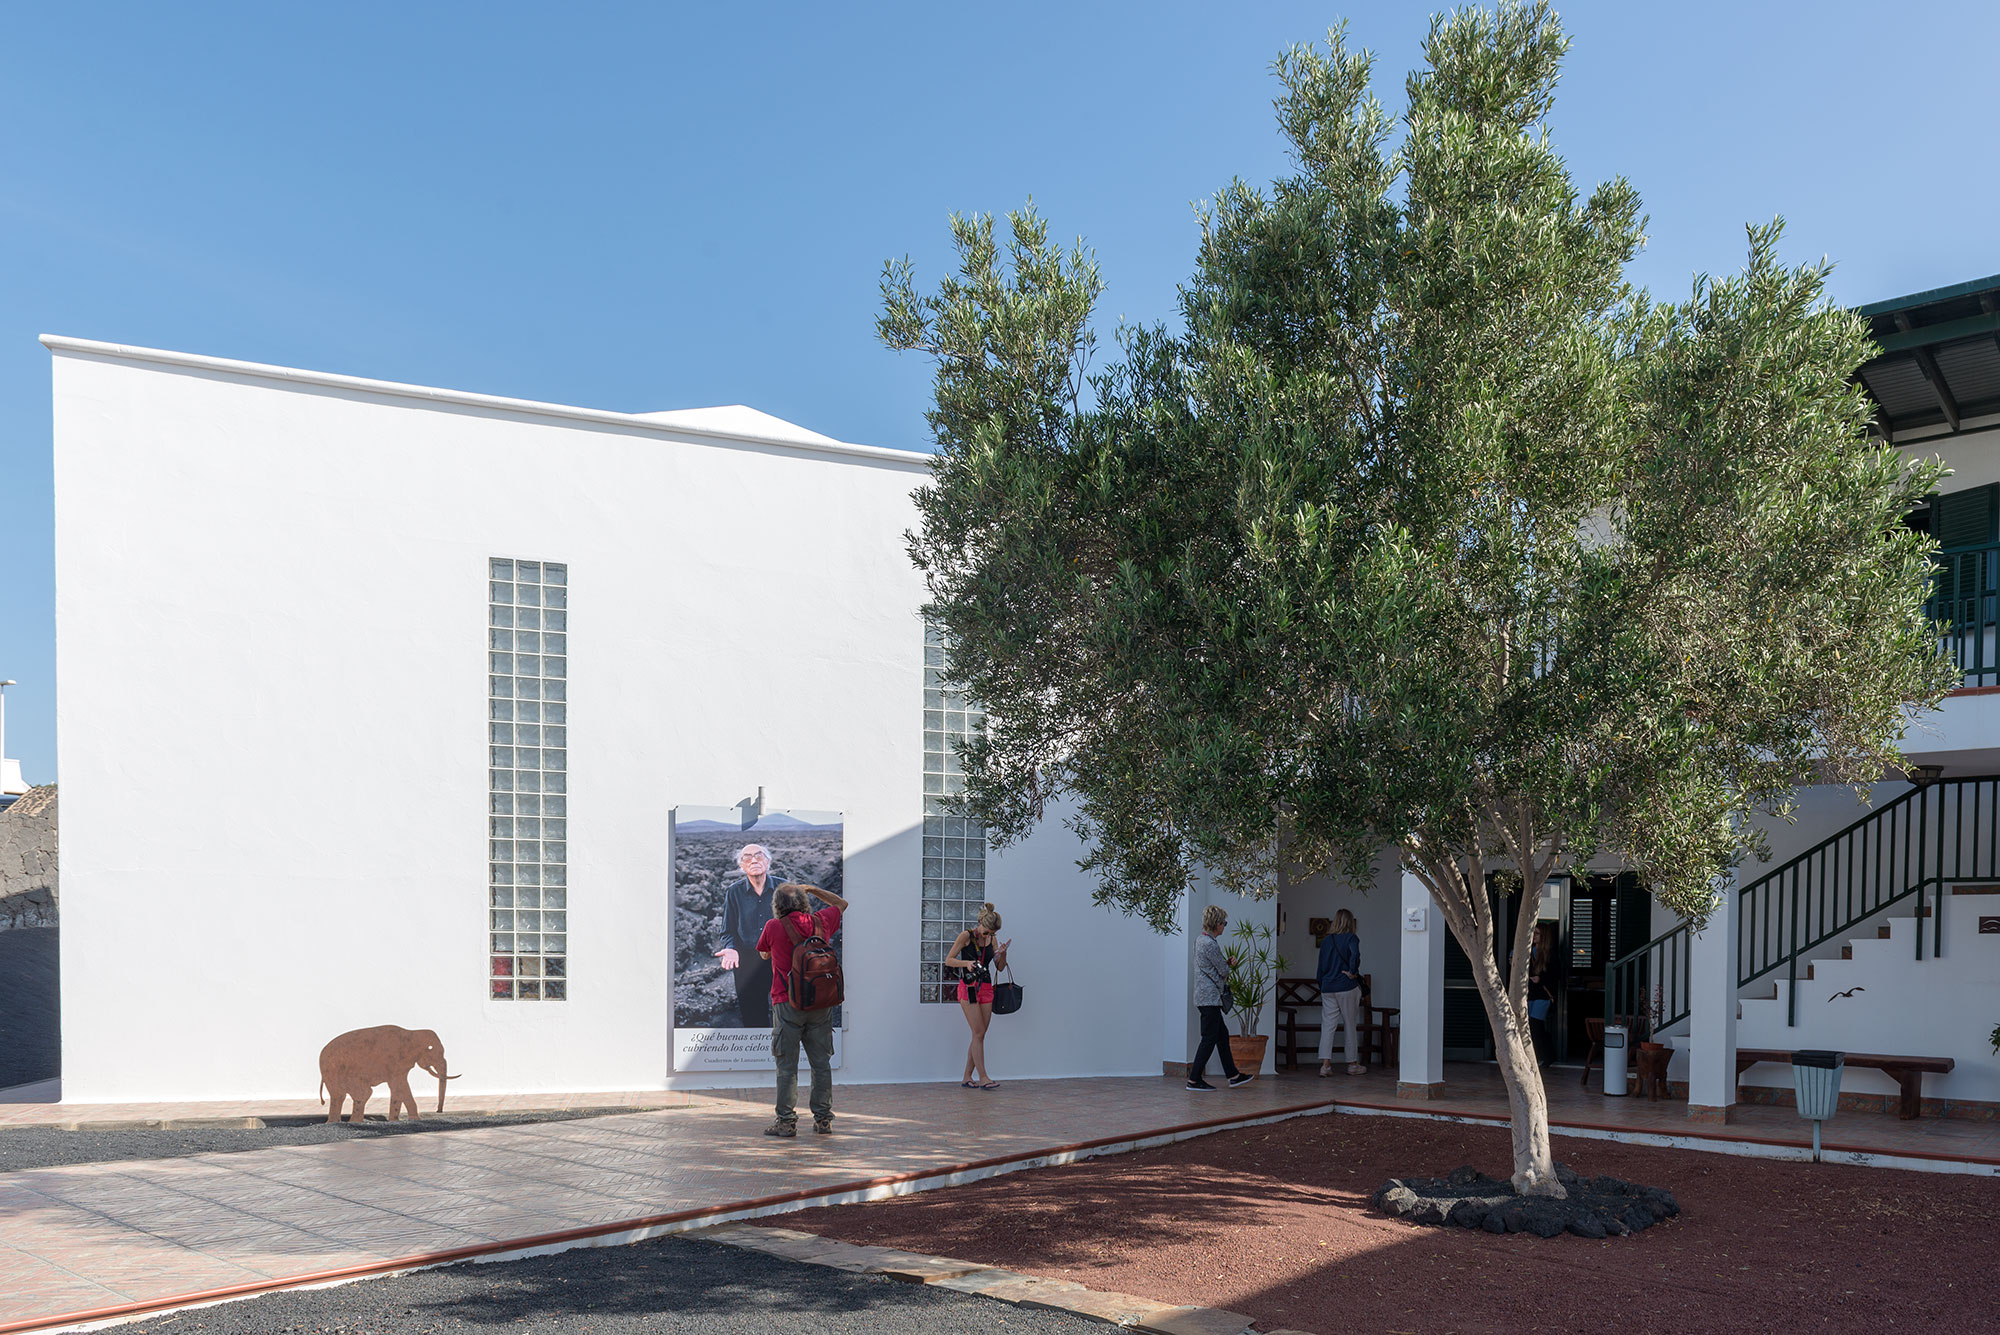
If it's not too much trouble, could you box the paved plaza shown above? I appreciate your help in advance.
[0,1069,1990,1332]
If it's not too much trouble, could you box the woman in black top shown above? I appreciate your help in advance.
[944,903,1010,1089]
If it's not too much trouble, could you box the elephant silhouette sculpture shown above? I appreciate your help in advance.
[318,1025,458,1123]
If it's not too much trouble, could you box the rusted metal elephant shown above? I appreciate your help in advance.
[318,1025,458,1123]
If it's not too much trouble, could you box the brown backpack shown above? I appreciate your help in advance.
[780,913,844,1011]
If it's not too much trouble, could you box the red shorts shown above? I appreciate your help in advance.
[957,981,995,1005]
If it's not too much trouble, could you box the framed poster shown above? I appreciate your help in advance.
[670,805,845,1071]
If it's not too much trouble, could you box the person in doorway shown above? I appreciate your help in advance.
[945,903,1011,1089]
[716,843,781,1028]
[1527,921,1561,1068]
[1188,904,1254,1091]
[1317,908,1366,1076]
[755,880,848,1137]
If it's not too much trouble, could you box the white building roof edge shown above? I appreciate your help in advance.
[39,335,933,470]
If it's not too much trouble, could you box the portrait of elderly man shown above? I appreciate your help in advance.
[716,842,784,1027]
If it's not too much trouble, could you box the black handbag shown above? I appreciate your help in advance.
[992,964,1024,1015]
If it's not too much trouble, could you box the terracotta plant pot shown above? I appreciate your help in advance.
[1228,1034,1268,1075]
[1639,1042,1665,1052]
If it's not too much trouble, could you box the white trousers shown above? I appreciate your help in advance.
[1317,987,1362,1064]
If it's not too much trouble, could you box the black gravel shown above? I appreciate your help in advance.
[0,1110,634,1173]
[105,1232,1101,1334]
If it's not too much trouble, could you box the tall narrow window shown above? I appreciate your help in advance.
[489,558,568,1001]
[921,622,987,1002]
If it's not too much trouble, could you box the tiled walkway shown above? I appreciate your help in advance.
[1275,1061,2000,1166]
[0,1067,1992,1332]
[0,1077,1328,1332]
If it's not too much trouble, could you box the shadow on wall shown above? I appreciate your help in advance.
[0,927,58,1088]
[0,785,58,1090]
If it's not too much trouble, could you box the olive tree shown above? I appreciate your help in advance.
[882,2,1953,1194]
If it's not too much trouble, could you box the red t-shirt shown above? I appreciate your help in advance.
[755,906,841,1004]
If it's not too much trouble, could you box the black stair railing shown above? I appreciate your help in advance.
[1604,919,1691,1035]
[1735,774,1998,1024]
[1606,774,1996,1032]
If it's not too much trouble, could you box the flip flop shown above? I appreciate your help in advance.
[961,1080,979,1088]
[980,1082,1001,1090]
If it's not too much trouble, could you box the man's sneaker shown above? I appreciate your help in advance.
[1227,1072,1255,1088]
[763,1120,797,1138]
[1185,1079,1217,1091]
[813,1119,834,1135]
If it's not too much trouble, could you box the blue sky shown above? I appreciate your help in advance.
[2,1,1995,783]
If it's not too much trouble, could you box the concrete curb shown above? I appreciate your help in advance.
[687,1223,1280,1335]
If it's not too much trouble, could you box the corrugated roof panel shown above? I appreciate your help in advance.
[1934,338,2000,407]
[1863,357,1942,418]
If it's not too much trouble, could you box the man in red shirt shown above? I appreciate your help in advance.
[755,881,848,1137]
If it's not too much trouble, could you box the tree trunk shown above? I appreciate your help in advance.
[1466,945,1561,1196]
[1409,846,1565,1198]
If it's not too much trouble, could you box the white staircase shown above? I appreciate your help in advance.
[1735,896,2000,1106]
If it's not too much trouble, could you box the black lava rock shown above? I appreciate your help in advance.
[1371,1161,1677,1241]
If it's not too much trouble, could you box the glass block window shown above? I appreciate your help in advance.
[488,558,569,1001]
[921,622,987,1003]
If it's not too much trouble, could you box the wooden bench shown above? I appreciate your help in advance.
[1276,975,1399,1071]
[1735,1048,1955,1120]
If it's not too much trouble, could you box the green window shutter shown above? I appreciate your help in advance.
[1933,484,1997,550]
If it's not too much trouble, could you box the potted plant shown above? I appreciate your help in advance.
[1638,983,1666,1052]
[1224,920,1288,1074]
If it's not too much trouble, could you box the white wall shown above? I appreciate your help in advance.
[1901,423,2000,496]
[1276,849,1402,1011]
[50,343,1163,1102]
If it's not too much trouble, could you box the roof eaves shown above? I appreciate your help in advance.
[1855,273,2000,319]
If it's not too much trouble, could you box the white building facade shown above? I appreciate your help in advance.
[46,336,1193,1104]
[46,270,2000,1120]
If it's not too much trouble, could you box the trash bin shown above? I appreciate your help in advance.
[1792,1049,1844,1161]
[1602,1024,1629,1097]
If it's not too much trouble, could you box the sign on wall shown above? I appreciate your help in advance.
[670,805,846,1071]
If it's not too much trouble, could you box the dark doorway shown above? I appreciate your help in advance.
[1441,875,1567,1061]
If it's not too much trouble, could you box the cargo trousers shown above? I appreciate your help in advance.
[772,999,834,1126]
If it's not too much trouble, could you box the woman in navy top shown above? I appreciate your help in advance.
[1317,908,1365,1076]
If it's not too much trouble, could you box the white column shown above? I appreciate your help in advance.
[1397,870,1445,1096]
[1686,871,1740,1122]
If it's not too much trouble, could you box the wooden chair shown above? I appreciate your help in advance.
[1356,975,1400,1069]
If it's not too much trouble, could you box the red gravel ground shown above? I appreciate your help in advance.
[774,1111,1999,1334]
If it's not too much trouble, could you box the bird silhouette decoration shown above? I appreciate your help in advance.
[1827,986,1866,1002]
